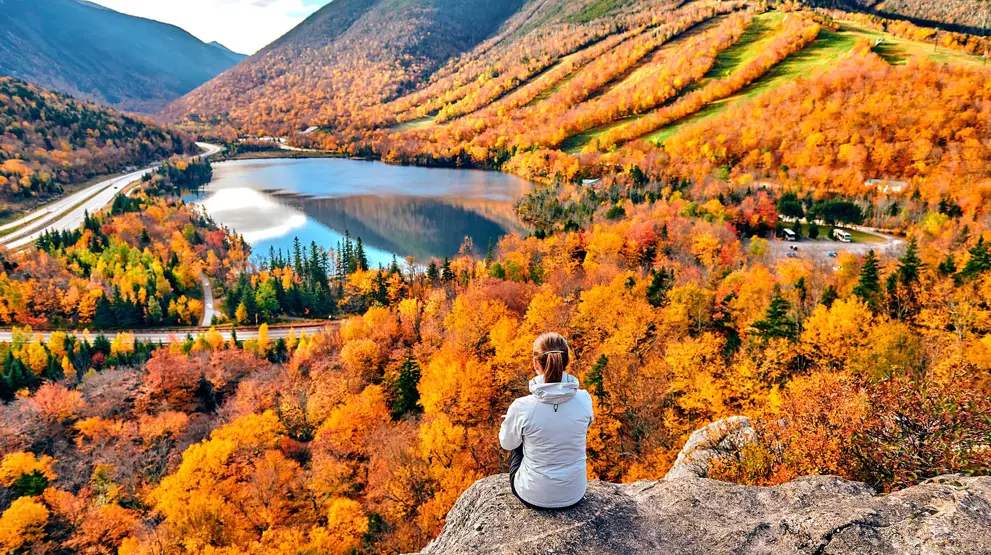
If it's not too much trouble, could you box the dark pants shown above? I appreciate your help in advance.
[508,444,583,511]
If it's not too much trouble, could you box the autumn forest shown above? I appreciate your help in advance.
[2,0,991,553]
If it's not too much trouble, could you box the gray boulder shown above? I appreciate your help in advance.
[664,415,756,480]
[415,473,991,554]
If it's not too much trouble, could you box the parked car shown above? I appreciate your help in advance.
[827,252,837,258]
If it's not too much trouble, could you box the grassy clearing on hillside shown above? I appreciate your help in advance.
[558,14,740,153]
[521,31,641,109]
[561,13,988,152]
[564,12,790,153]
[689,12,785,89]
[390,115,436,132]
[647,24,857,144]
[644,20,988,144]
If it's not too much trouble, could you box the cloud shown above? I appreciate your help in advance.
[87,0,333,54]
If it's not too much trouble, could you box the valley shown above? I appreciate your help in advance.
[1,1,991,554]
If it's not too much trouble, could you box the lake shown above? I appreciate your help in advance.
[185,158,531,268]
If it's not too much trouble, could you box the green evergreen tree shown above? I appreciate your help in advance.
[820,285,839,308]
[240,287,259,324]
[751,290,796,340]
[960,237,991,279]
[293,236,304,277]
[646,268,674,308]
[485,239,495,265]
[938,254,957,276]
[586,355,608,398]
[426,261,439,282]
[794,277,808,305]
[441,257,455,282]
[897,237,922,287]
[11,470,49,499]
[390,351,422,419]
[853,250,882,310]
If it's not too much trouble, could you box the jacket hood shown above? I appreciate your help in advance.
[529,372,580,405]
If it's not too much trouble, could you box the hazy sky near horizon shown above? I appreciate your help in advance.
[87,0,333,55]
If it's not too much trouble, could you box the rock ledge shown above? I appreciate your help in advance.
[415,473,991,554]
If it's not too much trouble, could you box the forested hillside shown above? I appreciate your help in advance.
[816,0,991,32]
[162,0,528,134]
[3,1,991,554]
[0,78,193,210]
[0,0,245,113]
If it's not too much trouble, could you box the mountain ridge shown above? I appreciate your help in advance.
[0,0,246,113]
[161,0,528,133]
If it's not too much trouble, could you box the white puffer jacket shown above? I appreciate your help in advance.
[499,373,595,508]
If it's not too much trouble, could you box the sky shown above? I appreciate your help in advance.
[86,0,333,55]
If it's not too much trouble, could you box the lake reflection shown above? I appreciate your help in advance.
[185,158,530,267]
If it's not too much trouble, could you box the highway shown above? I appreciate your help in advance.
[0,323,338,344]
[0,142,223,251]
[0,141,344,343]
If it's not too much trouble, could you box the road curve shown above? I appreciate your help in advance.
[0,323,338,344]
[0,142,223,251]
[201,276,217,327]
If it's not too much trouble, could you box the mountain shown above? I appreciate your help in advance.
[162,0,527,133]
[0,77,193,210]
[0,0,246,113]
[208,41,245,58]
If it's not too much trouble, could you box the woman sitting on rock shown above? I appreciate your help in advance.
[499,332,595,509]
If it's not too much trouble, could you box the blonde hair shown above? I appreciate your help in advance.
[533,332,569,383]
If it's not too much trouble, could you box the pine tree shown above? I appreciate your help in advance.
[390,351,422,419]
[355,237,369,272]
[426,261,439,282]
[960,236,991,279]
[343,233,355,274]
[888,237,924,319]
[820,285,839,308]
[853,250,882,310]
[751,290,796,340]
[441,257,455,282]
[240,287,258,324]
[293,236,304,277]
[485,239,495,265]
[586,355,608,398]
[897,237,922,287]
[646,268,674,308]
[938,254,957,276]
[794,277,808,305]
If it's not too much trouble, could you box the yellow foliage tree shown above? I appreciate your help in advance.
[0,497,50,552]
[308,498,369,554]
[0,452,57,487]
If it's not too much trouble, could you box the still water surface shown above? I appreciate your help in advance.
[185,158,531,268]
